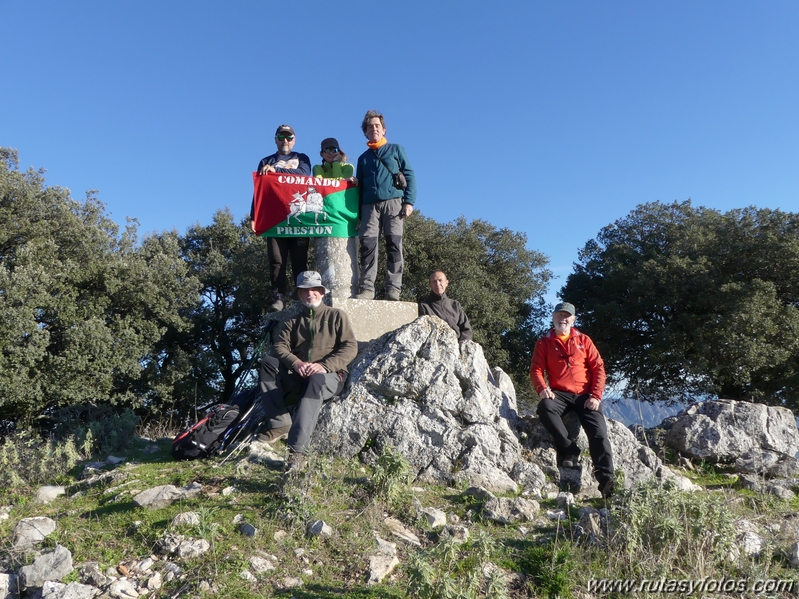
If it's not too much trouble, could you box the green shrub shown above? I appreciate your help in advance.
[372,444,413,507]
[0,429,85,487]
[47,404,140,455]
[609,479,736,579]
[406,528,508,599]
[518,544,575,599]
[0,405,140,489]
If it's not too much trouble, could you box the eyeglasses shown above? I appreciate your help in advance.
[323,147,339,153]
[277,134,295,141]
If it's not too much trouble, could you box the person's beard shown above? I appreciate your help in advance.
[302,298,323,309]
[553,321,572,335]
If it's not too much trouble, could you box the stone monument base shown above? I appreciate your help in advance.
[330,298,418,344]
[314,237,358,299]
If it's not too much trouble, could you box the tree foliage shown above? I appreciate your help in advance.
[562,200,799,405]
[177,210,273,404]
[401,212,552,393]
[0,148,199,423]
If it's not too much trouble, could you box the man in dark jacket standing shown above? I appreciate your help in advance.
[256,271,358,471]
[353,110,417,301]
[251,124,312,311]
[418,270,473,342]
[529,302,615,497]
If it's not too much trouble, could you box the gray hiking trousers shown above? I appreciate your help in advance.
[358,197,404,293]
[259,355,346,454]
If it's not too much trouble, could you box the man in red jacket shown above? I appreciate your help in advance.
[529,302,614,497]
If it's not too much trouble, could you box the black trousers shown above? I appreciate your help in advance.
[258,355,346,453]
[267,237,309,295]
[536,390,614,483]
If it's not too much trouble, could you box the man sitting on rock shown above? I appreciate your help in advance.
[529,302,615,497]
[418,270,473,342]
[256,271,358,471]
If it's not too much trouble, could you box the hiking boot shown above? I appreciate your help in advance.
[269,293,285,312]
[352,289,374,300]
[284,451,307,473]
[560,454,581,469]
[599,477,615,499]
[386,288,401,301]
[255,425,290,444]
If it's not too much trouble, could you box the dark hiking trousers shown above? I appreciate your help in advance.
[267,237,309,295]
[358,197,404,293]
[259,355,346,454]
[536,390,614,484]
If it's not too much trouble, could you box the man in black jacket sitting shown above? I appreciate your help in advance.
[418,270,473,342]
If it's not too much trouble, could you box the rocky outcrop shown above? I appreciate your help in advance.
[664,399,799,463]
[735,448,799,478]
[311,315,710,497]
[311,317,521,492]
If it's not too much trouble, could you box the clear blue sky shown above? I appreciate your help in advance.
[2,1,797,301]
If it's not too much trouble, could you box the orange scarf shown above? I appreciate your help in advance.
[366,137,387,150]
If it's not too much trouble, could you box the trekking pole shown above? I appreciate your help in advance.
[214,319,279,465]
[217,433,254,466]
[231,319,278,397]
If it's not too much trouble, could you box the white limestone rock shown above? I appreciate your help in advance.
[13,517,57,549]
[384,517,421,546]
[35,486,66,505]
[310,317,521,492]
[483,497,540,524]
[19,545,73,589]
[666,400,799,462]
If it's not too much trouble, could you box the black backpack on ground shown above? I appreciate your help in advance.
[171,403,242,460]
[171,387,265,460]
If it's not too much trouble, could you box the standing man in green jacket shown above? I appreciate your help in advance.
[353,110,417,301]
[256,271,358,471]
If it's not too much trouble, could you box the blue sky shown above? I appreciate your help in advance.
[2,1,797,301]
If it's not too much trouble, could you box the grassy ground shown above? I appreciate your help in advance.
[2,432,799,598]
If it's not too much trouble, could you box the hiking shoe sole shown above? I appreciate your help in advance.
[560,455,581,469]
[256,426,290,444]
[600,478,615,499]
[284,452,308,473]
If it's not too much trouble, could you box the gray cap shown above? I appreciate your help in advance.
[292,271,328,299]
[553,302,576,316]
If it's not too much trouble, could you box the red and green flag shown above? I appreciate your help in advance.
[252,172,359,238]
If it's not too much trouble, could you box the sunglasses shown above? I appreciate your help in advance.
[277,134,295,141]
[323,147,339,153]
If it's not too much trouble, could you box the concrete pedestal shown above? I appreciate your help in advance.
[314,237,358,299]
[330,298,418,344]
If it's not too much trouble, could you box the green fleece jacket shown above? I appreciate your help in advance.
[274,304,358,373]
[312,161,354,179]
